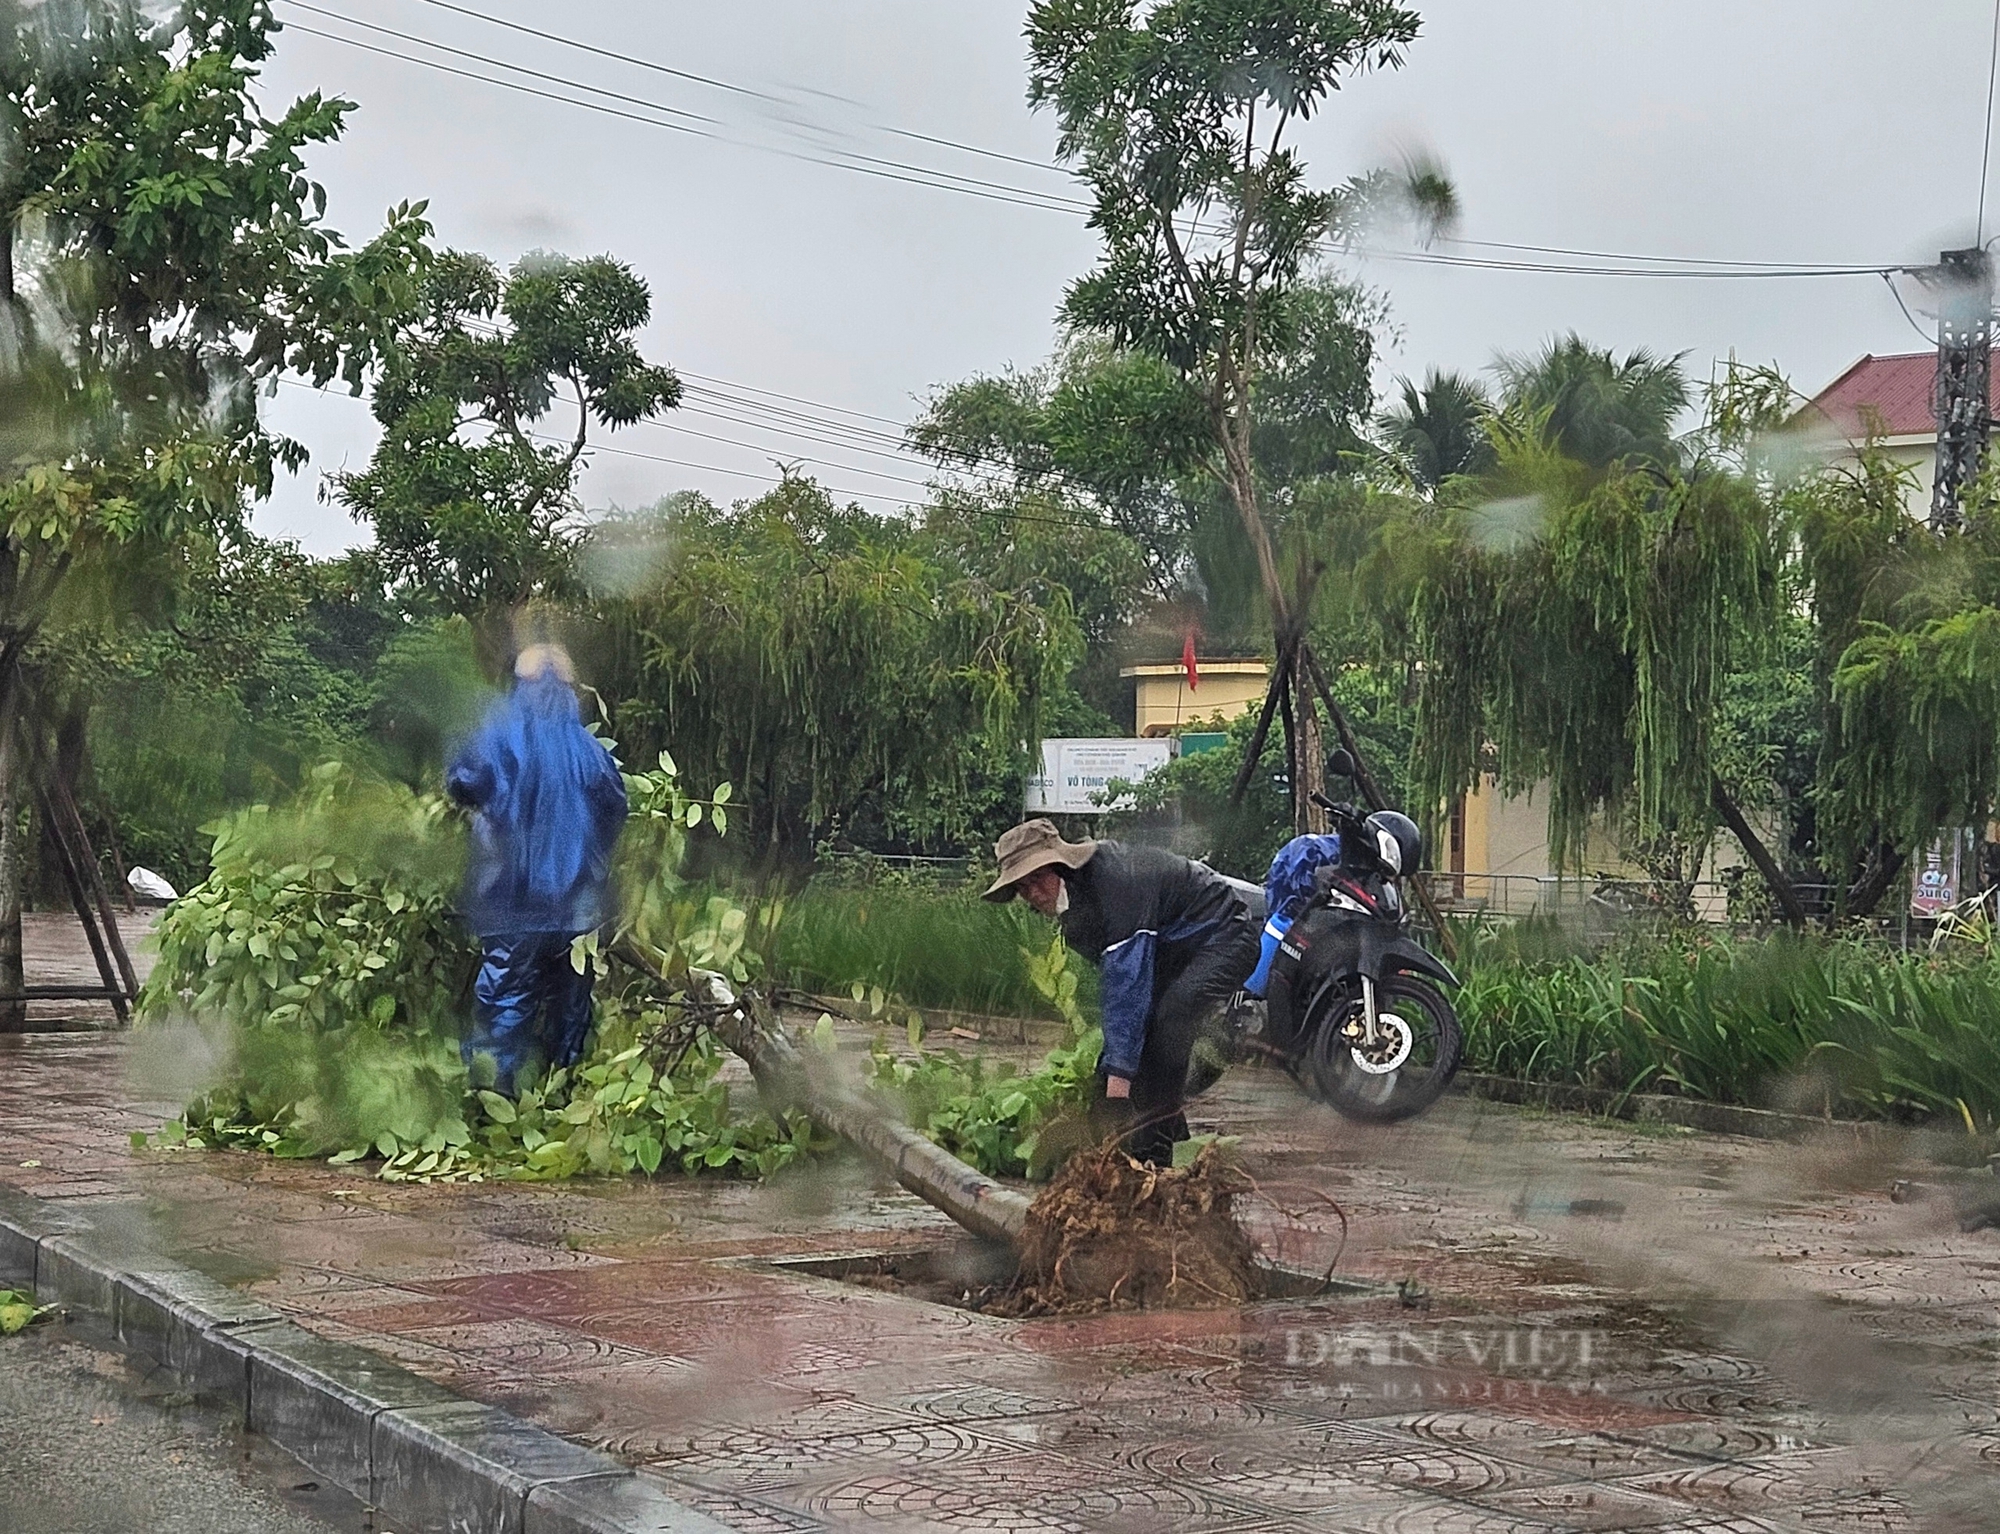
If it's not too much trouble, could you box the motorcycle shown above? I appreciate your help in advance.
[1215,750,1464,1123]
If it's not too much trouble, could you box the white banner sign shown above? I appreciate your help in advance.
[1025,738,1174,814]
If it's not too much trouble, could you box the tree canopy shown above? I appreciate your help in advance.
[1026,0,1437,831]
[582,480,1082,862]
[334,250,681,627]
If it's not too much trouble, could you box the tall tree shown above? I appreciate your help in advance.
[0,0,425,1022]
[1376,369,1494,495]
[1025,0,1440,831]
[333,249,681,643]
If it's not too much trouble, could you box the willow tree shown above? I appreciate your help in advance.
[1410,424,1787,920]
[1799,447,2000,911]
[582,479,1080,863]
[1025,0,1441,831]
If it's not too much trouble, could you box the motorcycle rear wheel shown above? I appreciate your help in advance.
[1307,973,1463,1123]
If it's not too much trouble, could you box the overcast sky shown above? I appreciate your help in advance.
[253,0,2000,554]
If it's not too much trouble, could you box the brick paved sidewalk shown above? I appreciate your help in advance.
[1,1021,1996,1531]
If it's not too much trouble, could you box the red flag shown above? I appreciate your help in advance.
[1181,629,1199,691]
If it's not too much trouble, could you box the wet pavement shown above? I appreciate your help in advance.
[3,909,158,1029]
[2,1004,1998,1528]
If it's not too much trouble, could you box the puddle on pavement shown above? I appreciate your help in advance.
[757,1239,1372,1312]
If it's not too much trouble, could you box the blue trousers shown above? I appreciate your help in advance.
[464,931,596,1094]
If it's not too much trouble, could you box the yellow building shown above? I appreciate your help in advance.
[1120,659,1270,738]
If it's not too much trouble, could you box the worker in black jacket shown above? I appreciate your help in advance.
[983,818,1260,1165]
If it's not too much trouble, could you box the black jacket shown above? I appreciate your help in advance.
[1058,842,1247,1076]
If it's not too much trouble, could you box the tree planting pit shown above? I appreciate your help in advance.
[758,1241,1370,1314]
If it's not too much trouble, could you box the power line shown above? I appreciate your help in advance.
[1360,247,1895,280]
[282,0,715,124]
[532,428,1109,531]
[280,6,1087,218]
[281,22,711,140]
[416,0,1077,182]
[678,389,918,453]
[1881,272,1936,346]
[284,2,1901,283]
[678,370,913,430]
[1443,237,1887,275]
[271,377,1111,533]
[671,405,922,468]
[634,412,942,490]
[414,0,782,104]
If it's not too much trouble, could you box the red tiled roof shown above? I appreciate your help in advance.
[1803,351,2000,440]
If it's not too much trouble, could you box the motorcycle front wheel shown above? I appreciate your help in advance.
[1306,973,1463,1123]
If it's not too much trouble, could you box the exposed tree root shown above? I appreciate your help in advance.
[993,1140,1262,1315]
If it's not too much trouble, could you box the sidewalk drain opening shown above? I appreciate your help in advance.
[757,1242,1371,1312]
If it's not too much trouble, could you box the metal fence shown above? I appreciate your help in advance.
[1422,872,1849,928]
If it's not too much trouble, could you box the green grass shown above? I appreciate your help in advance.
[744,880,2000,1134]
[753,880,1096,1020]
[1458,930,2000,1128]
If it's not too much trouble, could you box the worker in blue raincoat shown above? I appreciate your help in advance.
[446,644,628,1093]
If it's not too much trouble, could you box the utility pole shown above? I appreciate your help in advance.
[1921,246,1994,531]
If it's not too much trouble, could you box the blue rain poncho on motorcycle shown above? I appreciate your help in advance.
[1242,833,1343,999]
[1264,833,1342,921]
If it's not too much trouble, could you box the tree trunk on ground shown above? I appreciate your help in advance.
[618,944,1030,1247]
[0,723,25,1032]
[1709,776,1807,930]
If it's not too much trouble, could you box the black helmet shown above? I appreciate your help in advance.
[1362,810,1422,875]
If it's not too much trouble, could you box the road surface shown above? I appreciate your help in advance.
[0,1317,368,1534]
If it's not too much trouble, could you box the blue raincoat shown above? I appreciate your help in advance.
[447,673,629,936]
[446,671,628,1090]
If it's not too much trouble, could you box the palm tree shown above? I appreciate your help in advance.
[1376,369,1495,494]
[1493,334,1690,470]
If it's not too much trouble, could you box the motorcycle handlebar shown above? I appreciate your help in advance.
[1310,793,1368,829]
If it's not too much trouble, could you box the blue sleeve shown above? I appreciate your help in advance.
[446,739,495,808]
[1097,930,1158,1078]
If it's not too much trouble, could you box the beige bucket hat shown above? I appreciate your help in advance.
[981,818,1097,901]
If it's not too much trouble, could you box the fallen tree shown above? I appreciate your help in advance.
[624,947,1029,1246]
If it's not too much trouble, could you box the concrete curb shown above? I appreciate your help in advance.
[0,1187,732,1534]
[1454,1071,1898,1142]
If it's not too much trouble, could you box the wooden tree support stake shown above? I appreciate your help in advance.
[33,782,133,1023]
[1299,645,1459,962]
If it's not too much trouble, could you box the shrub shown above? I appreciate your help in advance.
[137,754,819,1179]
